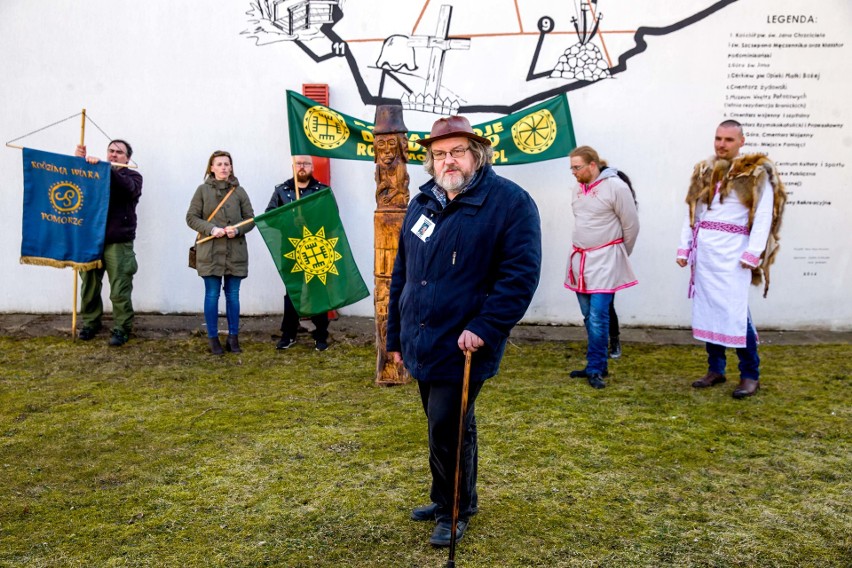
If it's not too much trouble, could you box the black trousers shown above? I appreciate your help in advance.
[281,295,329,342]
[418,378,485,523]
[609,299,620,339]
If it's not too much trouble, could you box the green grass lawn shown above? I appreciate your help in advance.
[0,337,849,567]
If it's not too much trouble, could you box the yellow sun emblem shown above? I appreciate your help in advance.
[511,109,557,155]
[303,105,350,150]
[284,226,343,285]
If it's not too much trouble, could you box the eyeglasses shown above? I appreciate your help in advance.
[294,161,312,168]
[570,163,590,172]
[431,147,470,161]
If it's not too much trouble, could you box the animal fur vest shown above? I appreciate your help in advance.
[686,153,787,297]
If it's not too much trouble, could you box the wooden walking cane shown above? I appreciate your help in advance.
[72,109,87,340]
[447,350,472,568]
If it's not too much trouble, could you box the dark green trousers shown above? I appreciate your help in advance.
[80,241,138,334]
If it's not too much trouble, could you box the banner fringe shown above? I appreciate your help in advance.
[20,257,102,271]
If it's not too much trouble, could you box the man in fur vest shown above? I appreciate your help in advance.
[676,120,786,399]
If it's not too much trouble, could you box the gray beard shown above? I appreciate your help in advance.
[435,169,471,193]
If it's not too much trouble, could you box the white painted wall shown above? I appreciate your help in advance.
[1,1,849,330]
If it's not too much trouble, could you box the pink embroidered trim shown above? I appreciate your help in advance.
[697,220,750,235]
[741,251,760,267]
[676,248,689,258]
[567,238,624,292]
[693,328,747,347]
[580,178,604,196]
[565,280,638,294]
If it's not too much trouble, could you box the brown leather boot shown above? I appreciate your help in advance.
[692,371,726,388]
[732,378,759,399]
[209,337,224,356]
[225,334,241,353]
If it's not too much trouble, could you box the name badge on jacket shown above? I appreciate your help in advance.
[411,214,436,242]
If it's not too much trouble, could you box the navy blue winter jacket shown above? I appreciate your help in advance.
[386,164,542,383]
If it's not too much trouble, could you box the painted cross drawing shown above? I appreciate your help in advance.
[243,0,739,115]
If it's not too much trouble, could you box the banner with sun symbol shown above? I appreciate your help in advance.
[287,90,575,166]
[254,188,369,317]
[20,148,111,270]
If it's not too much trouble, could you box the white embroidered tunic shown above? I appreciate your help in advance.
[677,176,773,347]
[565,168,639,294]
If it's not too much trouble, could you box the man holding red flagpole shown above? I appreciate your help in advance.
[387,116,541,547]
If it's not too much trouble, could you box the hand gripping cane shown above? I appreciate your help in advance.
[446,350,472,568]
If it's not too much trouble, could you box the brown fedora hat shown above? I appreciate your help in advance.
[418,115,491,147]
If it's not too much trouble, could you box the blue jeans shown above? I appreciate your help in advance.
[705,315,760,380]
[576,292,614,375]
[203,275,243,338]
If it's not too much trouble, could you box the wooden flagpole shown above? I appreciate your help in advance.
[195,217,255,245]
[292,157,301,200]
[72,109,86,340]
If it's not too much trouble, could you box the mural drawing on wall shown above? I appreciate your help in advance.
[244,0,739,115]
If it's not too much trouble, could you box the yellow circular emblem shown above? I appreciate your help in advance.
[284,227,343,285]
[303,105,350,150]
[48,181,84,214]
[295,234,336,276]
[511,109,557,155]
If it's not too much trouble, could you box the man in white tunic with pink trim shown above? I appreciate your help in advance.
[677,120,786,399]
[565,146,639,389]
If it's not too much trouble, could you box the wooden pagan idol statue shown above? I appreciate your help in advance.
[373,104,411,385]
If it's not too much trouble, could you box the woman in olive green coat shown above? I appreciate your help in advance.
[186,150,255,355]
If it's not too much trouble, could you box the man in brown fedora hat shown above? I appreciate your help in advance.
[387,115,542,546]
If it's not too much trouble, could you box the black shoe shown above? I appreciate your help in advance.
[429,519,468,547]
[209,337,224,356]
[587,374,606,389]
[609,337,622,359]
[225,335,241,353]
[78,327,99,341]
[109,330,128,347]
[570,368,608,379]
[410,503,439,522]
[276,337,296,350]
[315,340,328,352]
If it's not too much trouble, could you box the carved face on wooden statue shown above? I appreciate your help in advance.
[375,133,407,166]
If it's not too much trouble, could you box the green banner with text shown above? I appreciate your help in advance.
[287,90,575,166]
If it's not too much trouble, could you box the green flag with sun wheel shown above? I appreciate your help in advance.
[254,188,369,317]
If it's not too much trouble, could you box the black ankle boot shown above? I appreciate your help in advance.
[209,337,224,356]
[225,335,241,353]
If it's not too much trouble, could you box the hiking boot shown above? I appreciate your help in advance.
[209,337,224,356]
[225,335,241,353]
[78,327,99,341]
[109,330,128,347]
